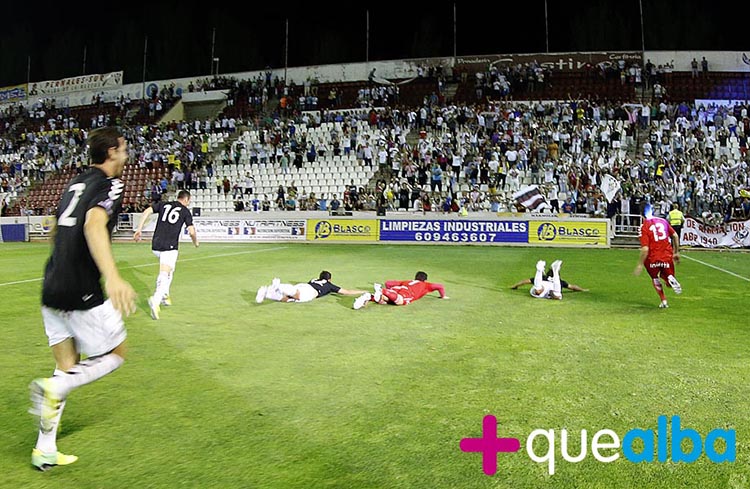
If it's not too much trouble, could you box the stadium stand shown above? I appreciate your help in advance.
[2,55,750,227]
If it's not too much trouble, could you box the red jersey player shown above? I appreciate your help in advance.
[634,204,682,308]
[353,271,448,309]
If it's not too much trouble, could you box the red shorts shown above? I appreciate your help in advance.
[385,287,415,305]
[645,259,675,281]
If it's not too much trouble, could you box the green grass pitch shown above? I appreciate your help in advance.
[0,242,748,488]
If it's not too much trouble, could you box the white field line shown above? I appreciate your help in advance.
[0,246,288,287]
[682,253,750,282]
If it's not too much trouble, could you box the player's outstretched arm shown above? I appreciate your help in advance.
[85,207,136,316]
[133,206,155,242]
[634,245,649,276]
[187,225,199,247]
[567,284,589,292]
[510,278,532,289]
[338,288,368,296]
[429,282,447,298]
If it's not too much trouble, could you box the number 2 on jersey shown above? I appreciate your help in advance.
[649,222,668,242]
[161,204,182,224]
[58,183,87,227]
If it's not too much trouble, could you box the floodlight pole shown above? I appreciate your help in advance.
[141,35,148,101]
[453,3,457,59]
[366,10,370,63]
[285,19,289,84]
[639,0,646,52]
[211,27,216,76]
[545,0,550,53]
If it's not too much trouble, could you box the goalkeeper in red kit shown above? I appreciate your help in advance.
[353,271,448,309]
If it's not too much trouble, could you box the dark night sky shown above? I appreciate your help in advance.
[0,0,745,87]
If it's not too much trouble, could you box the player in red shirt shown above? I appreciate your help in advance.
[634,204,682,308]
[353,271,448,309]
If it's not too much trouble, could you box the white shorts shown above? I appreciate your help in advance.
[530,281,561,299]
[42,300,127,357]
[293,283,319,303]
[153,249,179,270]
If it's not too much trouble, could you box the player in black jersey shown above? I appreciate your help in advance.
[29,127,136,471]
[134,189,198,320]
[256,270,367,303]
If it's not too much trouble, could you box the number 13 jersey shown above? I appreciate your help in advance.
[639,216,676,263]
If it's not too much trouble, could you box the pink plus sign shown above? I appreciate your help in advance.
[460,415,520,475]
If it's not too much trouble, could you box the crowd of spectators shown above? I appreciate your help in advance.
[3,56,750,230]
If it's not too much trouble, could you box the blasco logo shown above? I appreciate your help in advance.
[460,415,735,475]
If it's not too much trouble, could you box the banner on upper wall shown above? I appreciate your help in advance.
[0,84,28,104]
[379,219,528,244]
[307,219,379,241]
[681,217,750,248]
[29,71,124,97]
[528,220,609,246]
[453,51,643,73]
[182,218,306,242]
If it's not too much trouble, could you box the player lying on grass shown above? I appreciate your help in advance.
[510,262,588,293]
[353,271,448,309]
[256,271,367,303]
[521,259,565,300]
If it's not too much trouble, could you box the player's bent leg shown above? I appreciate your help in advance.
[353,292,371,309]
[667,274,682,294]
[381,288,401,304]
[33,368,67,457]
[50,337,79,372]
[256,286,268,303]
[651,277,666,302]
[373,283,383,303]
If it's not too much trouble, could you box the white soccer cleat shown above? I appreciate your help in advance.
[536,260,546,273]
[353,292,371,310]
[659,300,669,309]
[551,260,563,275]
[256,286,268,304]
[667,275,682,295]
[373,283,383,303]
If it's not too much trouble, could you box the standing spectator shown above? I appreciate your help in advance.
[701,57,709,75]
[691,58,699,78]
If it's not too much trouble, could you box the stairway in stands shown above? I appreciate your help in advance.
[442,82,460,104]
